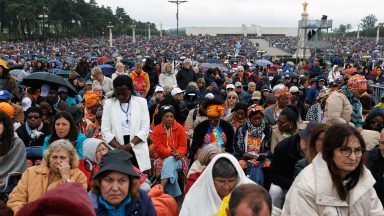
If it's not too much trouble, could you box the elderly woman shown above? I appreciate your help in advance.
[151,105,187,197]
[88,150,156,216]
[271,105,300,152]
[180,153,253,216]
[111,62,127,81]
[234,105,272,185]
[223,102,248,132]
[282,124,384,215]
[189,98,235,162]
[223,91,239,117]
[362,107,384,132]
[7,139,87,214]
[43,111,86,158]
[159,62,177,88]
[264,84,290,125]
[324,74,367,129]
[184,143,223,196]
[0,111,26,193]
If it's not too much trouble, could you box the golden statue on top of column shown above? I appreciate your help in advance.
[302,0,308,13]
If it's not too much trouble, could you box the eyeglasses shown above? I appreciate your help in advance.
[337,147,365,157]
[27,115,41,119]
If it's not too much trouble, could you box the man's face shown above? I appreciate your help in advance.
[235,86,242,93]
[58,91,67,100]
[155,91,164,101]
[248,83,256,92]
[173,93,184,101]
[27,111,42,129]
[208,116,220,127]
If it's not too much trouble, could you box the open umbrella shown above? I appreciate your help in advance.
[48,59,62,68]
[254,59,273,67]
[21,72,77,96]
[54,69,80,78]
[199,63,229,72]
[97,56,111,64]
[36,58,48,63]
[98,64,115,76]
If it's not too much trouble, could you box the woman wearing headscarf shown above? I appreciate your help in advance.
[82,90,101,135]
[264,84,290,125]
[271,105,300,152]
[324,74,367,129]
[189,98,235,162]
[180,153,254,216]
[282,124,384,215]
[184,143,223,196]
[328,65,340,83]
[151,104,188,198]
[223,102,248,132]
[234,105,272,185]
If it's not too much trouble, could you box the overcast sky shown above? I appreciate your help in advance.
[95,0,383,30]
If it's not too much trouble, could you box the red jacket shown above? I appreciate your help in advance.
[152,121,187,159]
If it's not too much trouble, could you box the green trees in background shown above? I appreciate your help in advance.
[0,0,159,40]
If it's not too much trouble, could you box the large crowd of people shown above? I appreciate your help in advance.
[0,34,384,216]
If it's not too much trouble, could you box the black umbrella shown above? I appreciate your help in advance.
[21,72,77,96]
[54,69,80,78]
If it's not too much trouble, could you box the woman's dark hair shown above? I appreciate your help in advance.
[49,111,78,144]
[300,77,308,86]
[322,124,366,200]
[205,97,224,107]
[91,171,140,202]
[0,66,10,79]
[307,124,328,164]
[212,158,238,179]
[113,75,134,92]
[280,105,299,131]
[231,102,248,114]
[362,107,384,131]
[0,111,15,157]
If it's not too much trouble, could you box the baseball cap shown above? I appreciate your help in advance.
[251,91,261,100]
[155,86,164,93]
[0,90,10,100]
[289,86,300,93]
[58,86,68,93]
[226,84,235,90]
[235,82,242,87]
[85,80,93,85]
[171,87,184,96]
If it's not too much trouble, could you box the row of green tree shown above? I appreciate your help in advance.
[333,14,383,37]
[0,0,160,40]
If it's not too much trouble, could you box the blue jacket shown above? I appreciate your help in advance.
[305,86,323,105]
[43,133,86,158]
[88,190,157,216]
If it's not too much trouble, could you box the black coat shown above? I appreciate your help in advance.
[366,146,384,205]
[16,123,51,147]
[269,134,303,190]
[176,68,196,90]
[189,120,235,161]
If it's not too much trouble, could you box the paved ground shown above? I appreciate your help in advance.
[249,39,293,57]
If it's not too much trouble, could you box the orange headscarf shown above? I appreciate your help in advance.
[84,90,100,108]
[347,74,367,91]
[247,104,264,116]
[206,104,225,117]
[0,102,14,118]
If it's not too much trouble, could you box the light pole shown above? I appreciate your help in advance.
[107,22,114,47]
[168,0,188,36]
[131,24,136,43]
[147,22,151,39]
[71,19,76,37]
[160,23,163,37]
[38,10,48,52]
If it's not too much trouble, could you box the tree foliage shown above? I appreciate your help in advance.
[360,14,378,30]
[0,0,159,40]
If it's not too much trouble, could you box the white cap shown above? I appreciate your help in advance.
[171,87,184,96]
[154,86,164,93]
[289,86,300,93]
[205,93,215,99]
[235,82,242,87]
[58,86,68,93]
[22,97,32,111]
[226,84,235,89]
[40,84,50,97]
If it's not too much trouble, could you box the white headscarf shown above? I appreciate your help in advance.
[83,138,104,163]
[180,153,254,216]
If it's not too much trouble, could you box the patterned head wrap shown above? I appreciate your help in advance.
[84,90,100,108]
[347,74,367,91]
[273,84,290,98]
[247,104,264,116]
[206,104,225,117]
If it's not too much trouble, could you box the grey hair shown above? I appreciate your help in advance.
[91,67,102,76]
[184,58,192,65]
[237,66,244,71]
[42,139,80,168]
